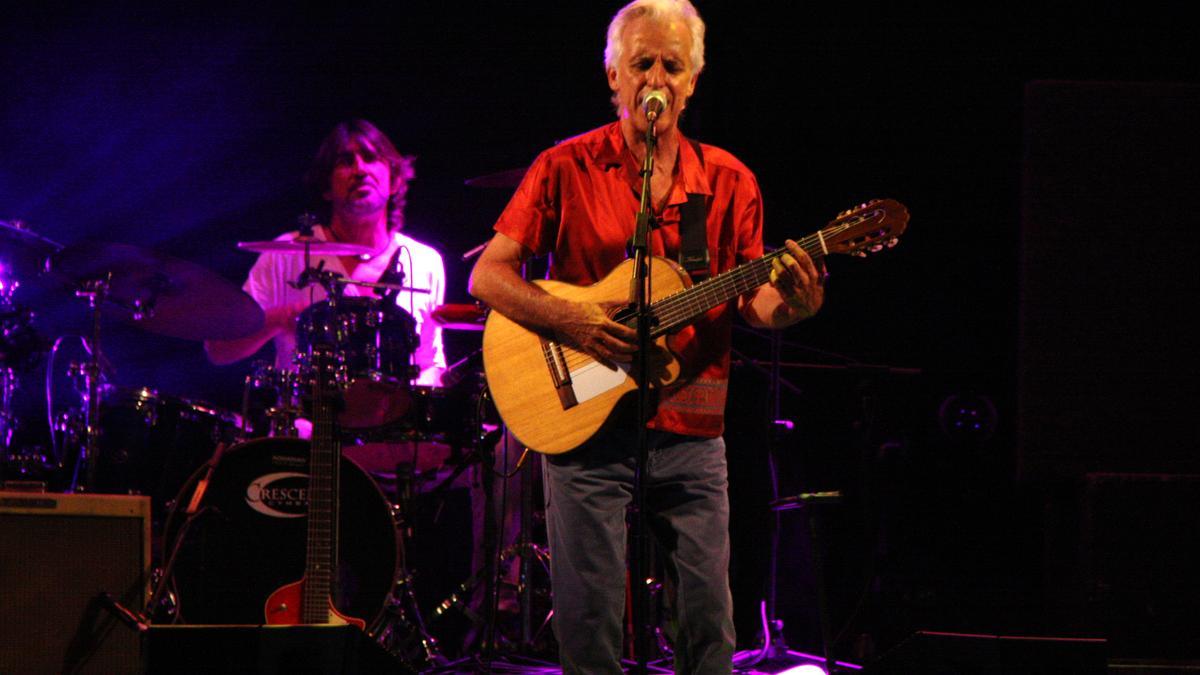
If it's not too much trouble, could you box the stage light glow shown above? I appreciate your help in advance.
[775,665,826,675]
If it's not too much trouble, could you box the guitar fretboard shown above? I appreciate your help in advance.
[640,226,834,337]
[302,352,339,624]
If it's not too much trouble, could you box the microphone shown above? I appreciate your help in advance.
[376,246,406,300]
[642,90,668,121]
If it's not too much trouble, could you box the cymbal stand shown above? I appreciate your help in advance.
[483,260,557,664]
[67,275,111,493]
[427,267,557,674]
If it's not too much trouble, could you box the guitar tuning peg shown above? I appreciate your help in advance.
[869,243,884,253]
[852,250,867,258]
[886,237,899,248]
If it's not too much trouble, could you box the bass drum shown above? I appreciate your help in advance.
[170,437,401,628]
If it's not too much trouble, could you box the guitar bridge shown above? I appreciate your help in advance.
[541,338,578,410]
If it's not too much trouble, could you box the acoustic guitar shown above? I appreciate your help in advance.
[481,199,909,455]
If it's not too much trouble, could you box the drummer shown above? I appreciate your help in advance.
[204,119,446,387]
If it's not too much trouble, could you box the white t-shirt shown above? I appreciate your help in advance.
[242,226,446,386]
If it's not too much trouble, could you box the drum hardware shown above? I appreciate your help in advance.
[47,241,266,341]
[428,541,552,633]
[237,233,429,295]
[239,229,437,437]
[420,389,558,669]
[241,360,303,438]
[237,238,376,257]
[0,306,54,484]
[287,256,429,432]
[0,220,60,484]
[41,336,106,490]
[373,570,447,669]
[141,441,231,627]
[39,241,262,494]
[51,378,243,527]
[62,277,109,492]
[439,347,483,390]
[144,563,180,624]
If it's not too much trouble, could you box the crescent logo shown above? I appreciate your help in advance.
[245,472,309,518]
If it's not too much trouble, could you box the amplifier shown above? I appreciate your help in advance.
[0,490,150,674]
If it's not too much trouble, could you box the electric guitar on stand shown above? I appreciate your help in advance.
[264,344,365,628]
[482,198,910,455]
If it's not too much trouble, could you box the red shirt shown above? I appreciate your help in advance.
[494,122,764,438]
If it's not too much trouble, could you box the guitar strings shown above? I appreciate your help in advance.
[552,217,875,372]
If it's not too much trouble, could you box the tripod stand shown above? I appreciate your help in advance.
[422,391,557,674]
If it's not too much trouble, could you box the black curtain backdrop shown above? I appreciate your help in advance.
[3,1,1197,662]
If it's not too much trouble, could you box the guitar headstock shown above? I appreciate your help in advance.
[823,199,909,258]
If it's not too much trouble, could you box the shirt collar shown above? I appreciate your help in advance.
[592,120,710,205]
[594,121,713,206]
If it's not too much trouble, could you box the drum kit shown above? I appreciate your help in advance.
[0,217,536,669]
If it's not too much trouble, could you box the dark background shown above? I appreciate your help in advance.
[3,1,1198,667]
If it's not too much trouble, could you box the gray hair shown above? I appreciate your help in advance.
[604,0,706,74]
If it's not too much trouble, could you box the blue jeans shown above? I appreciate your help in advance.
[544,428,735,674]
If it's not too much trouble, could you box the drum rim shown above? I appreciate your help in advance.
[97,383,243,424]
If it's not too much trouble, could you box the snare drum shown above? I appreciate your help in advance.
[168,437,402,627]
[296,297,418,429]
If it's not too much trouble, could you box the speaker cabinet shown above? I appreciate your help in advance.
[0,491,150,675]
[1079,472,1200,659]
[1019,80,1200,480]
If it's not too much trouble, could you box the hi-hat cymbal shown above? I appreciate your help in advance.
[464,166,528,189]
[1,219,62,282]
[48,242,265,341]
[237,237,373,257]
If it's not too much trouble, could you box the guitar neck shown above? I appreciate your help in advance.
[648,231,828,337]
[302,361,340,624]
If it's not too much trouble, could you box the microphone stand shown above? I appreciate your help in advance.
[628,112,659,675]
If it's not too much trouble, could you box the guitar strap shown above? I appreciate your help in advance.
[679,139,710,280]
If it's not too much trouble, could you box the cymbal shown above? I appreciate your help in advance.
[48,242,265,341]
[430,303,487,331]
[0,219,62,282]
[237,237,373,257]
[463,166,527,189]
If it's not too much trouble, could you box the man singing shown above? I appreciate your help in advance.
[469,1,824,672]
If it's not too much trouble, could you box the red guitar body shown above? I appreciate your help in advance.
[264,577,366,629]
